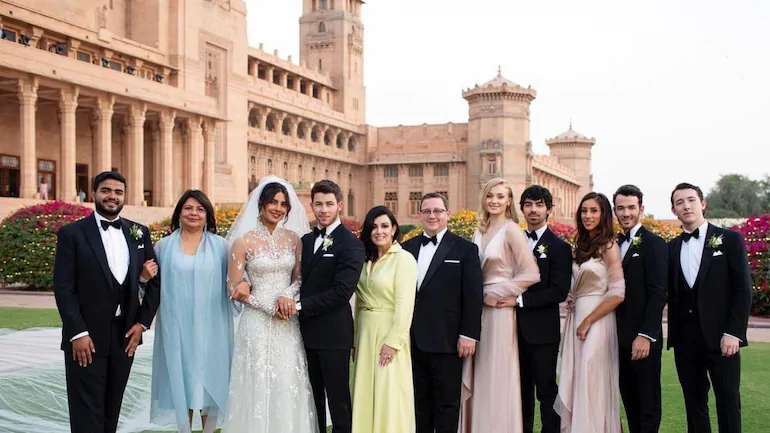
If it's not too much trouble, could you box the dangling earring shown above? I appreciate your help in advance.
[204,222,208,232]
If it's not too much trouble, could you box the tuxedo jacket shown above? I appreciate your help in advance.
[615,226,668,349]
[299,224,365,350]
[667,223,753,351]
[402,231,484,354]
[53,214,160,354]
[516,228,572,345]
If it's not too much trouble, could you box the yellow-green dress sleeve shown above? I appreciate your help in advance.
[383,251,418,351]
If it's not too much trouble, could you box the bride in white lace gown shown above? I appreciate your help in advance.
[221,177,318,433]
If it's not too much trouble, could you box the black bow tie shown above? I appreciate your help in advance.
[100,219,121,231]
[525,230,538,241]
[617,231,631,245]
[313,227,327,238]
[421,235,438,246]
[682,228,700,242]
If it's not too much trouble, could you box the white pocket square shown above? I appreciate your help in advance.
[713,250,723,257]
[444,259,460,264]
[539,253,547,259]
[137,244,145,249]
[632,252,640,258]
[322,253,334,257]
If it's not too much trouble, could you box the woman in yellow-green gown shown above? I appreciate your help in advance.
[352,205,418,433]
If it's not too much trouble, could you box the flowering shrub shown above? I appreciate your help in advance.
[730,215,770,316]
[341,218,363,238]
[0,201,93,290]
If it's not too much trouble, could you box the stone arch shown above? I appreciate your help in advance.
[297,121,309,139]
[281,117,291,136]
[324,129,333,146]
[336,133,344,149]
[248,108,260,128]
[311,125,322,143]
[266,112,277,132]
[348,135,357,151]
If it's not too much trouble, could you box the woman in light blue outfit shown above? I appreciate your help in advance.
[150,190,234,433]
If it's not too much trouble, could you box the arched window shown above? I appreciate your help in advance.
[318,22,326,33]
[267,159,273,174]
[320,0,328,10]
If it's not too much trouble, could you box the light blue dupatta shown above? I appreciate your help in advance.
[149,230,233,433]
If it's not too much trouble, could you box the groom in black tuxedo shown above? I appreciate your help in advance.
[667,182,752,433]
[54,171,160,432]
[402,192,483,433]
[293,179,364,433]
[613,185,668,433]
[517,186,571,433]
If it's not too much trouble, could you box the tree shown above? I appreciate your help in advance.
[705,174,764,218]
[760,174,770,212]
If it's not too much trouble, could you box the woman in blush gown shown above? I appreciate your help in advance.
[459,178,540,433]
[221,177,319,433]
[555,192,625,433]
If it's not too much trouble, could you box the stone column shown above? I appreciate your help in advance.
[248,59,258,77]
[202,120,216,197]
[158,110,175,207]
[91,95,115,177]
[128,103,146,205]
[59,86,79,201]
[17,77,38,199]
[186,117,202,190]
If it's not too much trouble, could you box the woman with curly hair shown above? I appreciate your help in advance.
[554,192,625,432]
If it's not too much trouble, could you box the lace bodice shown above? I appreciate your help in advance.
[227,223,302,314]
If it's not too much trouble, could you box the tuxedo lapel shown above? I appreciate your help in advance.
[404,236,421,260]
[83,215,113,284]
[693,224,717,290]
[307,225,344,273]
[420,232,457,291]
[672,236,683,293]
[622,226,644,268]
[532,229,549,258]
[301,234,314,280]
[121,220,138,290]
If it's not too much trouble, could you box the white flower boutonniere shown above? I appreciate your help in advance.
[537,244,548,258]
[630,235,643,248]
[129,224,143,241]
[707,234,723,250]
[322,236,334,251]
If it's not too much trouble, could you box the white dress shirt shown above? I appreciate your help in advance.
[620,222,643,259]
[681,220,740,342]
[313,218,342,253]
[417,228,475,342]
[71,212,130,342]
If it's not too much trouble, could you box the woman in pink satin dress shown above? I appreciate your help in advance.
[459,178,540,433]
[555,192,625,433]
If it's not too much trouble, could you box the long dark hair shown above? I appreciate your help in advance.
[258,182,291,222]
[360,206,401,262]
[574,192,615,264]
[171,190,217,233]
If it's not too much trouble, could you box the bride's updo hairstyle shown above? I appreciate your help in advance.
[258,182,292,222]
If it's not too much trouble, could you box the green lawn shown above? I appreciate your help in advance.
[2,308,768,432]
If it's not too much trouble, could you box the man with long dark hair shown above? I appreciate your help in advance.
[613,185,667,433]
[667,182,751,433]
[54,171,160,432]
[517,185,571,433]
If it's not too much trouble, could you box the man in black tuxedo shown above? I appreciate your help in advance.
[612,185,668,433]
[517,186,571,433]
[287,179,364,433]
[667,182,752,433]
[401,192,483,433]
[53,171,160,433]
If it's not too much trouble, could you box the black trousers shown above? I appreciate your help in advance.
[518,335,560,433]
[305,347,352,433]
[64,319,133,433]
[619,344,662,433]
[674,318,742,433]
[412,345,464,433]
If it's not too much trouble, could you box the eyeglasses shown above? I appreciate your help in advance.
[420,209,447,216]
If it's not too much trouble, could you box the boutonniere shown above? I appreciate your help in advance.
[322,236,334,251]
[537,244,548,258]
[630,235,643,248]
[707,234,723,250]
[129,224,143,241]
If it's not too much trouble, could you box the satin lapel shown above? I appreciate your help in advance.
[404,235,421,260]
[672,236,683,294]
[532,228,552,259]
[308,225,344,273]
[622,227,643,268]
[419,232,457,291]
[693,224,716,290]
[301,234,314,280]
[121,220,139,291]
[83,215,113,284]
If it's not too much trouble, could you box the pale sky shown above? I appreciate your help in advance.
[244,0,770,218]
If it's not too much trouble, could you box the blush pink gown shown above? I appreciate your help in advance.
[458,221,540,433]
[555,245,625,433]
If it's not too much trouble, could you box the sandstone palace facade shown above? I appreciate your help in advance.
[0,0,594,224]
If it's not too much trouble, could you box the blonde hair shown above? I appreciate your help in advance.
[477,178,519,234]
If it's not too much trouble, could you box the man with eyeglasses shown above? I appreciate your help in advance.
[401,192,483,433]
